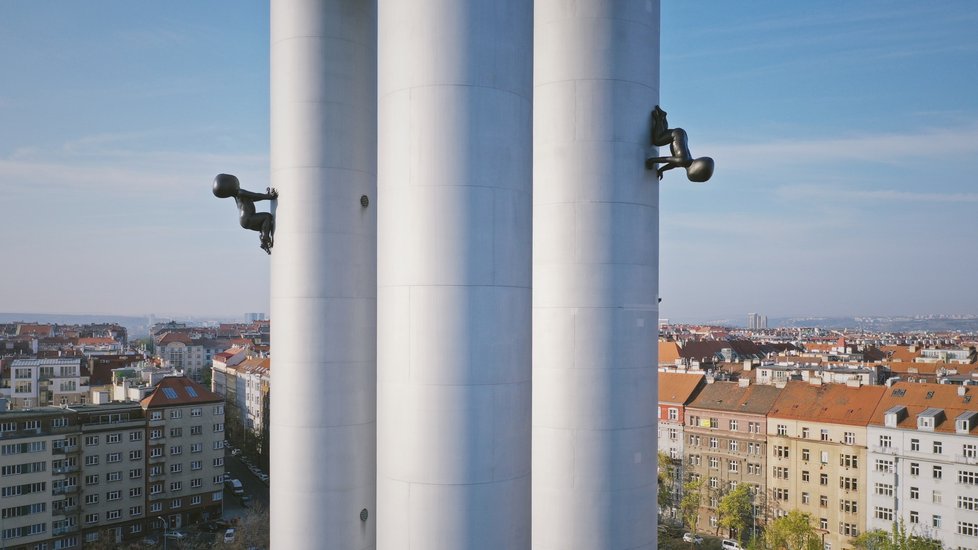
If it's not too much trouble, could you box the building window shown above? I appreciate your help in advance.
[958,496,978,510]
[107,452,121,463]
[820,429,829,441]
[130,487,142,498]
[710,477,719,489]
[106,434,120,444]
[933,515,943,529]
[85,494,99,505]
[729,419,738,431]
[729,440,738,452]
[728,461,739,474]
[710,438,719,449]
[910,511,919,524]
[774,488,788,501]
[748,422,760,434]
[85,455,99,466]
[84,436,99,447]
[934,466,943,479]
[130,431,142,441]
[150,502,162,513]
[130,506,143,517]
[802,471,810,482]
[107,471,122,482]
[191,408,202,417]
[910,487,919,499]
[170,499,181,509]
[874,483,894,497]
[875,459,892,472]
[191,495,202,505]
[874,507,894,521]
[169,481,182,492]
[129,469,142,479]
[879,435,892,448]
[774,446,789,459]
[840,477,857,491]
[840,454,857,468]
[802,492,810,504]
[934,491,942,504]
[959,471,978,485]
[107,491,121,501]
[129,450,142,461]
[934,441,943,454]
[107,509,121,520]
[820,474,828,486]
[910,462,919,476]
[802,449,810,462]
[709,418,719,429]
[777,424,787,436]
[85,474,99,486]
[911,439,920,451]
[84,513,98,524]
[844,432,855,445]
[191,478,202,488]
[191,425,202,436]
[801,427,810,439]
[958,522,978,537]
[820,518,828,530]
[820,495,828,508]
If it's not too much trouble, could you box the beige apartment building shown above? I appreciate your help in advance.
[684,380,783,538]
[765,381,885,550]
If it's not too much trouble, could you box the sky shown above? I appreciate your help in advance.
[1,1,977,322]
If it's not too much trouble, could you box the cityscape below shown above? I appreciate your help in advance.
[0,314,976,548]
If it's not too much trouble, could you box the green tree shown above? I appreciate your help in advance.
[853,521,942,550]
[659,451,679,519]
[680,478,704,533]
[718,484,753,542]
[760,510,822,550]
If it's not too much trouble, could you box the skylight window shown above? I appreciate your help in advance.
[162,388,178,399]
[185,387,198,398]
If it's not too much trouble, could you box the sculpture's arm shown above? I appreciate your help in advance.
[238,188,278,202]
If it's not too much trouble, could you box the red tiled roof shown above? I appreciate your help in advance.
[140,376,222,408]
[868,381,978,434]
[768,381,886,426]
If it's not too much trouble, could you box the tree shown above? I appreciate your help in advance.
[853,521,942,550]
[718,484,753,542]
[219,502,270,550]
[659,451,679,519]
[760,510,822,550]
[680,478,704,533]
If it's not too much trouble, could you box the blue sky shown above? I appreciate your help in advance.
[1,1,976,321]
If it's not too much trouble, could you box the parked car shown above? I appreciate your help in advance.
[683,533,703,544]
[164,531,187,540]
[224,528,236,543]
[258,473,269,484]
[722,539,743,550]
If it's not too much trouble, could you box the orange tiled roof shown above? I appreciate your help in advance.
[658,372,704,404]
[659,340,681,365]
[157,332,193,345]
[768,381,885,426]
[868,381,978,434]
[881,345,921,362]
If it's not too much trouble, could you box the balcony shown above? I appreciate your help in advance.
[52,525,79,536]
[63,444,80,454]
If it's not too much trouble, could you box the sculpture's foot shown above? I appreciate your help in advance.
[260,238,272,255]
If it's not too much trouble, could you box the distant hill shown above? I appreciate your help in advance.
[770,316,978,333]
[0,313,150,338]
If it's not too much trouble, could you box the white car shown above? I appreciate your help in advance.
[722,539,743,550]
[683,533,703,544]
[224,528,236,543]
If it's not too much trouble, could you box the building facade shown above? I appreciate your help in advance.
[866,382,978,550]
[684,381,783,538]
[766,381,885,550]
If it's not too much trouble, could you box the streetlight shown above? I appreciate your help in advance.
[157,516,168,550]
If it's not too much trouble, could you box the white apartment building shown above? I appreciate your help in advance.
[7,358,91,409]
[867,382,978,550]
[155,333,207,382]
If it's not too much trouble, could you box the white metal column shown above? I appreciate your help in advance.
[269,1,377,548]
[533,2,661,549]
[376,1,533,548]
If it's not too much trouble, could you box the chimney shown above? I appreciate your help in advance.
[959,385,968,397]
[739,378,750,388]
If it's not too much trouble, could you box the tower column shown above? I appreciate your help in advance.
[377,1,533,548]
[533,2,661,549]
[269,1,377,548]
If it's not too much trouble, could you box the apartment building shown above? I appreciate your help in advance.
[866,382,978,550]
[684,380,783,537]
[0,408,79,550]
[7,357,90,409]
[766,381,885,550]
[0,375,224,549]
[155,333,207,382]
[141,376,225,532]
[76,403,148,546]
[658,372,705,462]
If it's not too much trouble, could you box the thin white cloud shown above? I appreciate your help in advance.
[701,122,978,173]
[777,185,978,204]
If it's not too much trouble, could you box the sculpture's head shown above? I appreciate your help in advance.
[213,173,240,198]
[687,157,714,183]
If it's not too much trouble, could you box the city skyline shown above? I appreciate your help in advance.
[2,1,977,320]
